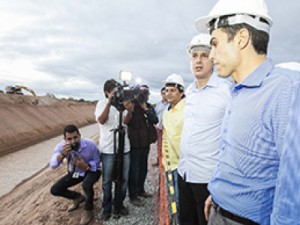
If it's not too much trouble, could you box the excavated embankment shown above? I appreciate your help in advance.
[0,94,96,157]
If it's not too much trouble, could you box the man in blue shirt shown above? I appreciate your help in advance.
[153,87,169,166]
[195,0,300,224]
[50,124,101,225]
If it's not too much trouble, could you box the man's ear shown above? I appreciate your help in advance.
[236,28,250,50]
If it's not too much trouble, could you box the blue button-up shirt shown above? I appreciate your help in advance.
[50,138,101,176]
[208,59,300,225]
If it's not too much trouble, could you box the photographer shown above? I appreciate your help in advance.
[50,124,101,225]
[94,79,133,221]
[127,84,158,206]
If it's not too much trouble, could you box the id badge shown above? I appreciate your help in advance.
[72,172,80,178]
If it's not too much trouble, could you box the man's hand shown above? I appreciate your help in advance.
[106,89,116,104]
[140,102,148,112]
[98,89,116,124]
[56,144,71,162]
[61,144,72,157]
[204,195,213,221]
[74,157,89,170]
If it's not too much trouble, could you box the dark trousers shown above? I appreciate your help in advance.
[128,147,149,199]
[50,170,101,210]
[178,174,210,225]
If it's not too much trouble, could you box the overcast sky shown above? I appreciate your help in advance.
[0,0,299,102]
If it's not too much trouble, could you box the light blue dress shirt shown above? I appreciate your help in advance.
[50,138,101,176]
[178,73,231,183]
[208,59,300,225]
[271,64,300,225]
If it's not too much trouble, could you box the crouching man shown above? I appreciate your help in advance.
[50,124,102,225]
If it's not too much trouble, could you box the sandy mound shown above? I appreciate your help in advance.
[0,94,96,156]
[0,164,104,225]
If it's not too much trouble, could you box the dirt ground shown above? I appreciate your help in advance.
[0,147,159,225]
[0,164,104,225]
[0,94,160,225]
[0,94,101,224]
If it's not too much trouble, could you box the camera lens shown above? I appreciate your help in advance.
[71,142,79,151]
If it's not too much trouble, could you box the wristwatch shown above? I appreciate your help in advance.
[85,164,90,172]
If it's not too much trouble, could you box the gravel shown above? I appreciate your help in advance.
[94,144,160,225]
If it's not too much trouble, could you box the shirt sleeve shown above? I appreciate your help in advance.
[49,142,64,169]
[147,103,159,125]
[94,99,105,121]
[271,81,300,225]
[87,142,101,172]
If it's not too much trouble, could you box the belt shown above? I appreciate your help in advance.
[211,199,259,225]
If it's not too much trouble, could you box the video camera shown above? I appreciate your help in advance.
[111,71,134,111]
[133,84,149,103]
[111,71,149,111]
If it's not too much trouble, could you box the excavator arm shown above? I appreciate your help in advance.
[5,85,36,96]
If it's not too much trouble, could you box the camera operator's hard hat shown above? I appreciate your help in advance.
[165,73,185,88]
[195,0,272,34]
[187,33,211,54]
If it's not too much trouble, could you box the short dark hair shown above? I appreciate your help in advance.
[161,87,166,93]
[63,124,80,137]
[165,83,184,93]
[103,79,117,98]
[215,20,269,55]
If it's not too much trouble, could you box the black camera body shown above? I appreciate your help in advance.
[111,83,149,111]
[133,84,149,104]
[111,82,135,111]
[135,90,148,103]
[71,142,80,151]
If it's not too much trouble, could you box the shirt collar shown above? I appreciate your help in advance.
[206,73,220,88]
[190,72,219,91]
[170,98,185,111]
[235,58,274,89]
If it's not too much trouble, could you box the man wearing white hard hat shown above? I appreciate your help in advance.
[195,0,300,225]
[177,33,231,225]
[161,73,185,223]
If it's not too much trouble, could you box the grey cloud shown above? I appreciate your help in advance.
[0,0,299,101]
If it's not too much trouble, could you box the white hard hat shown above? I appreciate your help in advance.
[165,73,184,88]
[187,33,211,54]
[195,0,273,34]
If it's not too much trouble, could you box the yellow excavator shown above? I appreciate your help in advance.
[5,85,36,96]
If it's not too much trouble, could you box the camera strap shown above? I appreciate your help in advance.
[67,151,81,174]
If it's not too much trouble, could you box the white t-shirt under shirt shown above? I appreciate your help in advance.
[94,98,130,154]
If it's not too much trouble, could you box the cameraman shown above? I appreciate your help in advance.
[94,79,133,221]
[127,84,158,206]
[50,124,101,225]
